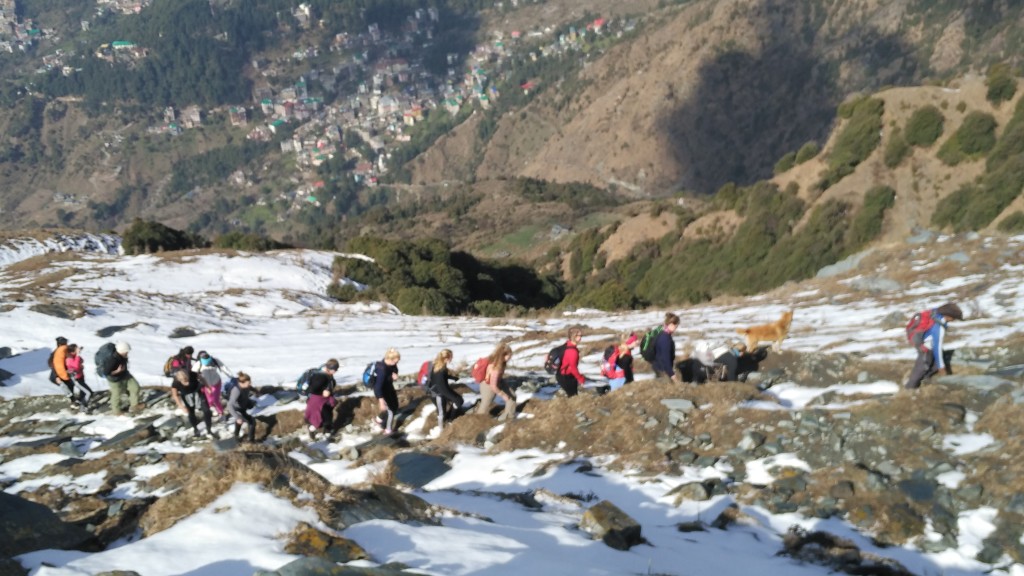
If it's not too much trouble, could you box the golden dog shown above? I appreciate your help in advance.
[736,310,793,351]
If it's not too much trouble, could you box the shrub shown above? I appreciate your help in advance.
[326,283,361,302]
[774,151,796,175]
[121,219,208,255]
[986,64,1017,105]
[904,105,944,147]
[472,300,510,317]
[987,96,1024,172]
[931,186,974,229]
[819,98,884,190]
[212,231,290,251]
[794,141,820,164]
[884,128,910,168]
[937,111,997,166]
[847,185,896,248]
[997,211,1024,233]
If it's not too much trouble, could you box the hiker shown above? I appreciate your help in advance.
[228,371,258,443]
[64,344,94,409]
[48,336,83,408]
[555,326,586,397]
[166,346,195,377]
[371,349,401,435]
[653,312,680,382]
[602,333,638,391]
[714,342,747,382]
[303,359,339,440]
[426,349,465,431]
[171,368,215,439]
[906,302,963,390]
[103,342,143,416]
[477,342,516,421]
[196,350,227,423]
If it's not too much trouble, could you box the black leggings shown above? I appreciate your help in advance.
[184,392,213,434]
[233,412,256,441]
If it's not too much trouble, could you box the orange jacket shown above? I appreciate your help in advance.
[52,344,70,381]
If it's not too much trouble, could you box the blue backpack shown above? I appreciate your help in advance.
[362,362,378,388]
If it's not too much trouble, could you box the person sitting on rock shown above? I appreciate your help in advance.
[228,371,258,443]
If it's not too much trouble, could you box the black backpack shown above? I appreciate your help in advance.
[94,342,116,377]
[296,367,321,397]
[543,343,568,375]
[639,326,662,363]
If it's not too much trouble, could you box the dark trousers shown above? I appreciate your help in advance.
[430,381,464,426]
[906,349,936,389]
[184,392,213,433]
[556,373,579,397]
[234,413,256,442]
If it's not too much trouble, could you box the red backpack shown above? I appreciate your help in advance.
[471,357,489,383]
[905,309,935,351]
[417,361,432,388]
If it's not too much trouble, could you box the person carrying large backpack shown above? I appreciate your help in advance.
[103,342,142,416]
[64,343,94,410]
[303,358,339,440]
[601,333,638,392]
[906,302,963,390]
[555,326,586,397]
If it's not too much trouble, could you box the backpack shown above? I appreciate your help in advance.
[639,326,662,363]
[296,367,320,397]
[906,309,936,351]
[471,357,489,383]
[600,345,617,378]
[94,342,116,377]
[543,343,569,375]
[47,350,55,371]
[162,356,176,377]
[417,360,432,388]
[222,377,239,398]
[362,362,378,388]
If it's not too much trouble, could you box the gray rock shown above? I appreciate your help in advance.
[879,311,907,330]
[660,399,696,413]
[168,327,198,339]
[0,492,99,557]
[579,500,644,550]
[99,423,158,451]
[907,229,936,244]
[256,555,407,575]
[58,440,86,457]
[897,478,936,503]
[669,482,710,502]
[694,455,719,468]
[945,252,970,264]
[13,435,73,449]
[0,347,11,360]
[392,453,451,489]
[816,248,875,278]
[327,485,439,531]
[937,374,1016,393]
[213,437,240,452]
[848,276,901,293]
[738,431,766,451]
[29,303,84,320]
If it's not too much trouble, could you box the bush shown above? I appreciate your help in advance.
[774,151,796,175]
[905,105,944,147]
[472,300,510,317]
[212,231,290,251]
[986,66,1017,105]
[931,186,974,229]
[847,185,896,247]
[326,283,361,302]
[818,98,884,190]
[794,141,820,164]
[937,111,997,166]
[121,219,208,255]
[987,96,1024,172]
[884,128,910,168]
[997,211,1024,233]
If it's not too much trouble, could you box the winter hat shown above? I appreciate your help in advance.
[56,336,68,346]
[624,333,638,348]
[936,302,964,321]
[115,341,131,354]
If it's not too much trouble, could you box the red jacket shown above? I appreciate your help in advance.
[602,348,627,379]
[559,341,584,383]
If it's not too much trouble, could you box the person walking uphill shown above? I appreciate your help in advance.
[195,351,227,422]
[103,342,142,416]
[372,349,402,435]
[906,302,963,390]
[64,344,94,409]
[171,369,215,439]
[228,372,258,443]
[653,313,680,382]
[427,349,465,431]
[477,342,516,421]
[556,327,586,397]
[304,359,339,440]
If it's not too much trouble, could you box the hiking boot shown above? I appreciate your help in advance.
[130,403,146,414]
[308,425,318,440]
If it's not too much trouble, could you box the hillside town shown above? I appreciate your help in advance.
[3,0,630,213]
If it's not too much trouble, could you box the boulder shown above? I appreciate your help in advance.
[284,522,369,564]
[0,492,100,557]
[255,556,409,575]
[98,422,158,451]
[391,452,450,489]
[578,500,644,550]
[327,485,438,531]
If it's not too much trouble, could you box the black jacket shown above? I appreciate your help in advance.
[104,353,130,382]
[306,371,336,396]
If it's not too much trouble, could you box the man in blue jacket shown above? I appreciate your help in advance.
[653,313,680,382]
[906,302,963,390]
